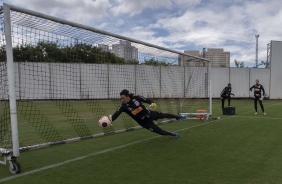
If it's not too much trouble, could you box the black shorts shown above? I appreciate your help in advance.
[135,110,160,125]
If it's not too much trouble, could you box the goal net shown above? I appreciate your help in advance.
[0,4,211,158]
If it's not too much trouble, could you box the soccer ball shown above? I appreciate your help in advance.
[98,116,111,128]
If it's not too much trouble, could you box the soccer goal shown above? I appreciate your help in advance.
[0,3,211,174]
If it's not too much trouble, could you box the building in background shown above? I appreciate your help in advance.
[97,44,110,52]
[205,48,230,67]
[112,40,138,62]
[179,50,204,67]
[180,48,230,67]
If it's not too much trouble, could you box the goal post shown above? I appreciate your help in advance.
[179,61,212,121]
[4,3,20,158]
[179,60,212,121]
[0,4,21,174]
[0,3,212,174]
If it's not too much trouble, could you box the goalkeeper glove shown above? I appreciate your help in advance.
[260,96,264,101]
[150,103,157,108]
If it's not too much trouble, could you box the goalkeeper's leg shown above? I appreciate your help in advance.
[228,97,231,107]
[150,111,178,120]
[140,121,179,137]
[221,98,225,110]
[254,98,258,112]
[259,99,265,112]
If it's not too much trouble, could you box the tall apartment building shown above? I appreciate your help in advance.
[179,50,205,67]
[204,48,230,67]
[112,40,138,62]
[180,48,230,67]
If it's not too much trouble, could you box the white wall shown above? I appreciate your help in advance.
[211,67,271,99]
[211,67,229,97]
[270,40,282,99]
[136,65,161,98]
[230,68,250,98]
[82,64,109,99]
[109,65,136,98]
[161,66,184,98]
[185,67,208,98]
[0,62,279,100]
[15,62,51,99]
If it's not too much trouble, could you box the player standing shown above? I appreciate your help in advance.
[250,79,266,115]
[220,83,234,111]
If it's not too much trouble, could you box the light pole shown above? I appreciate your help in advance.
[255,35,259,68]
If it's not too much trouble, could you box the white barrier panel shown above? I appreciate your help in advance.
[270,41,282,99]
[230,68,250,98]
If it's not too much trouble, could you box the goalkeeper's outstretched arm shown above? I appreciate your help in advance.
[111,105,124,122]
[137,95,153,104]
[136,95,157,108]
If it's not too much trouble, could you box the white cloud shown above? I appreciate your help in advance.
[110,0,172,16]
[109,0,202,16]
[1,0,281,66]
[120,0,281,65]
[5,0,111,24]
[115,19,124,26]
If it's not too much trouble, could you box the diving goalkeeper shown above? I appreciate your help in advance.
[108,89,185,138]
[250,79,266,115]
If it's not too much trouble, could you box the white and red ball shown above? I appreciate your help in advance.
[98,116,111,128]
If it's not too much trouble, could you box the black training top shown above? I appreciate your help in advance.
[220,87,233,97]
[112,95,153,122]
[250,84,265,98]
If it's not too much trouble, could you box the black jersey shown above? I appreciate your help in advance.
[220,87,233,97]
[112,95,153,122]
[250,84,265,98]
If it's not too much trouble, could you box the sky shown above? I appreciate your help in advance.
[1,0,282,67]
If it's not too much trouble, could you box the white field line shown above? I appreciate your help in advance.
[233,115,282,120]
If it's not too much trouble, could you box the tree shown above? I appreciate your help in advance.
[4,41,131,64]
[234,59,245,68]
[142,59,173,66]
[257,60,270,68]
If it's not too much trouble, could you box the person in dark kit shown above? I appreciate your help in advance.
[250,79,266,115]
[220,83,235,111]
[108,89,186,138]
